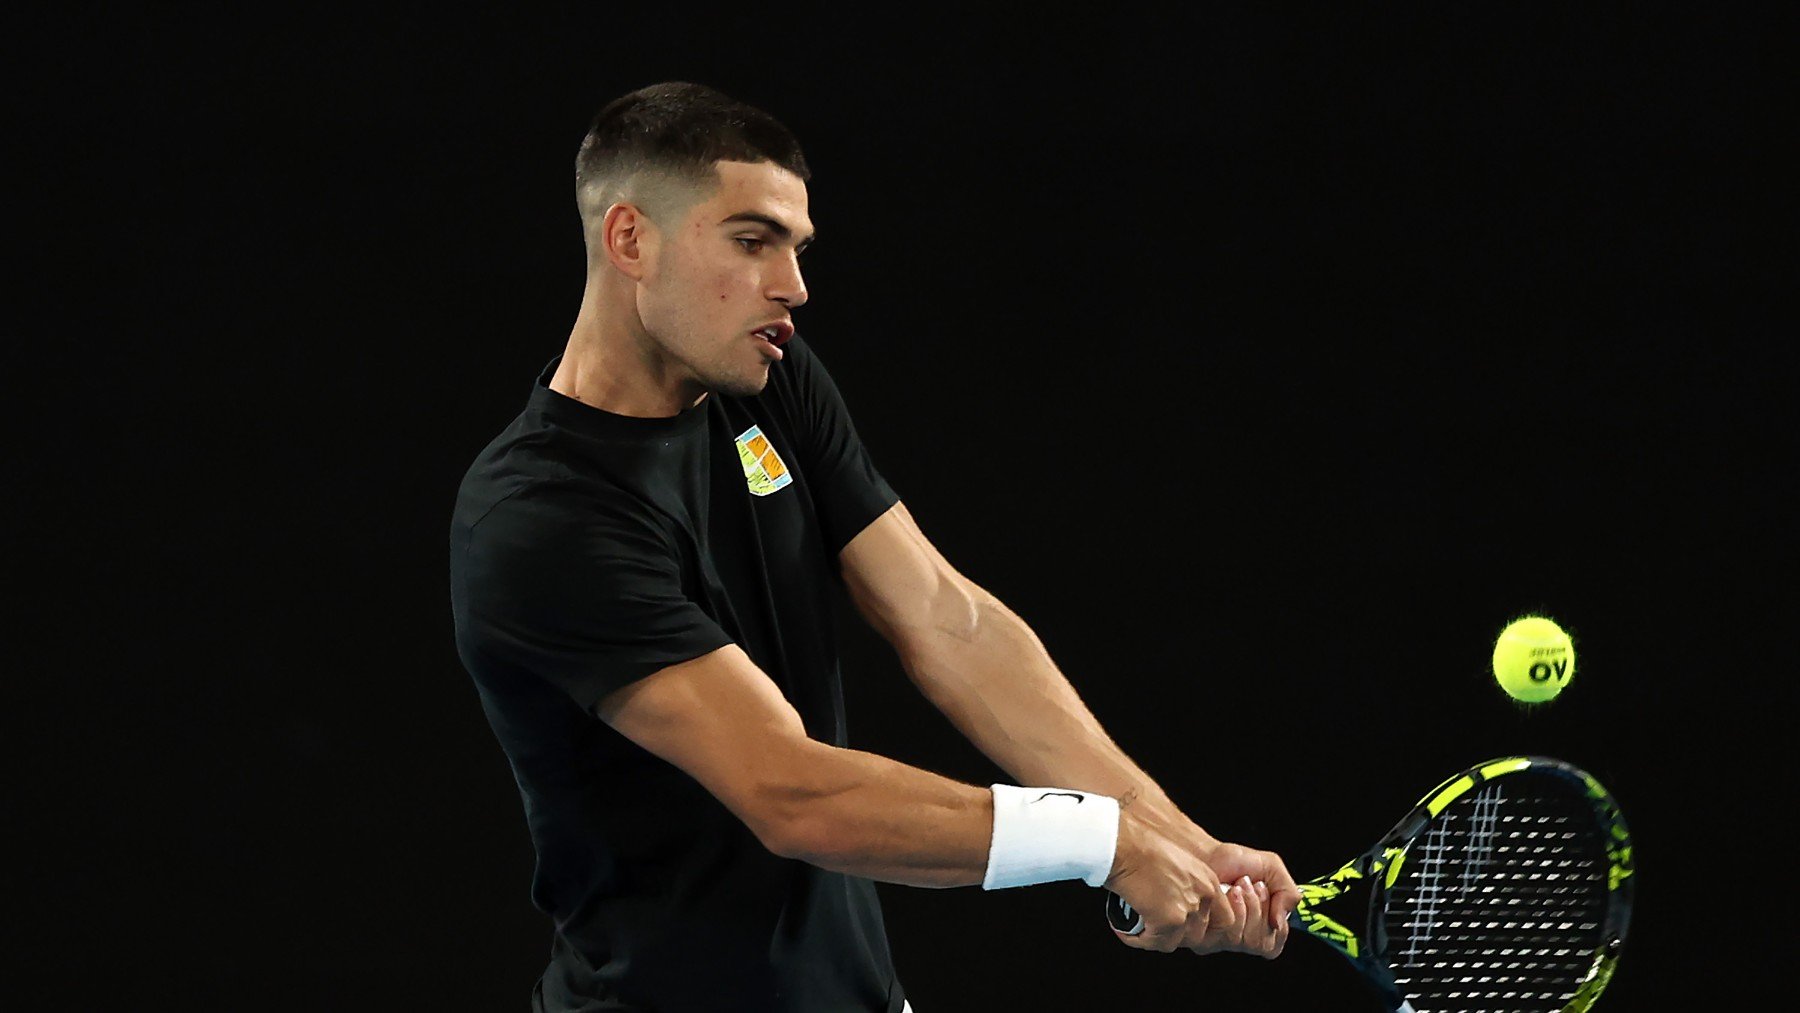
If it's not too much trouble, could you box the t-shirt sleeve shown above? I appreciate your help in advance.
[454,493,734,713]
[782,335,901,556]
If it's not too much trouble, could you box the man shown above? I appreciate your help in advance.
[449,81,1298,1013]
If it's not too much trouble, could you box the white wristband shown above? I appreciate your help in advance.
[982,784,1120,890]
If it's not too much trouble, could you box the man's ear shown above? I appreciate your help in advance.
[597,202,658,281]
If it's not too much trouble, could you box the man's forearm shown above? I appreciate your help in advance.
[768,740,995,888]
[895,585,1184,827]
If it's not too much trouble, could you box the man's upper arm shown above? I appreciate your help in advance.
[838,500,982,654]
[596,643,819,854]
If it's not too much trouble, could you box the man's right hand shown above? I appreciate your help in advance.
[1103,801,1294,958]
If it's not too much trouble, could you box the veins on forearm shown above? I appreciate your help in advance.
[930,589,995,645]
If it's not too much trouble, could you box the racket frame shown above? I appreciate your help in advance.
[1106,755,1635,1013]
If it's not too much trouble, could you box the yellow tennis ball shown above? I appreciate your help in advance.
[1491,616,1575,703]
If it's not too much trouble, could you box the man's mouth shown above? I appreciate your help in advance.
[752,321,794,346]
[751,321,793,361]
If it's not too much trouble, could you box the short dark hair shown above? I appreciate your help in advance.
[575,82,810,250]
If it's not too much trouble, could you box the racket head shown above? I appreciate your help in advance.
[1103,756,1635,1013]
[1339,755,1635,1012]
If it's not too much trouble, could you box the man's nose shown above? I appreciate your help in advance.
[768,254,808,309]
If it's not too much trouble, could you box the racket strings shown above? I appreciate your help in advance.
[1383,783,1612,1012]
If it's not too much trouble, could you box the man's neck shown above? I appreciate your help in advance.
[551,305,705,418]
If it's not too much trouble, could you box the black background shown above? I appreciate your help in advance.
[18,5,1784,1010]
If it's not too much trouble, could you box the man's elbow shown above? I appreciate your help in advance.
[736,743,848,864]
[750,788,819,862]
[901,583,1010,677]
[893,575,990,656]
[931,578,988,643]
[758,812,833,866]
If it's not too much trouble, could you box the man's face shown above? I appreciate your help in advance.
[638,160,813,400]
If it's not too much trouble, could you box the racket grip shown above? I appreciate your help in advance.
[1105,884,1235,936]
[1105,891,1144,935]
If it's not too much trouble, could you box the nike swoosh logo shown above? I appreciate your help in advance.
[1033,791,1084,804]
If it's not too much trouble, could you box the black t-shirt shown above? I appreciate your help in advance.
[449,336,906,1012]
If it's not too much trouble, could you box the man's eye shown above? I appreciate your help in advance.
[735,237,765,252]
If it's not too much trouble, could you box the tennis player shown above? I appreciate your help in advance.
[449,80,1299,1013]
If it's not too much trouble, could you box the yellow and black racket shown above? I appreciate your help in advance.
[1106,756,1635,1012]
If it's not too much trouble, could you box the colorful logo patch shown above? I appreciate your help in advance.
[733,424,792,496]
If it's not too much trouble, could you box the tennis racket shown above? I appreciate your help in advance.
[1105,755,1635,1012]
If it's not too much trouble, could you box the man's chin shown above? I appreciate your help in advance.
[705,370,771,399]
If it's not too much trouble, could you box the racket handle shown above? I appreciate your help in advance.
[1108,881,1277,936]
[1106,885,1235,936]
[1106,891,1145,935]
